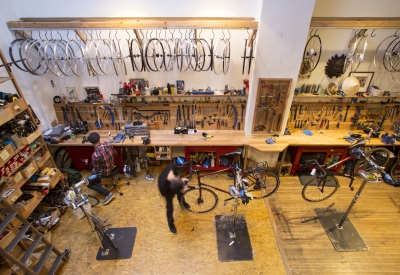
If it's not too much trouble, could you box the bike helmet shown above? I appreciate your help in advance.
[174,157,186,165]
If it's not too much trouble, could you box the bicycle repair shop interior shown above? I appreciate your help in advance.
[1,0,400,274]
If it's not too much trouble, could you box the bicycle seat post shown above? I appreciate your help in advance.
[229,197,240,239]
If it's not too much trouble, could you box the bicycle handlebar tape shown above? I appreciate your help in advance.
[381,171,400,187]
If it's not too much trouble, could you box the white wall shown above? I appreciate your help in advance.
[0,0,263,130]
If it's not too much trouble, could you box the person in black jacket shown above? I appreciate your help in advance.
[158,162,190,234]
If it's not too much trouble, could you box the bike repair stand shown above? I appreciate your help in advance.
[215,196,253,261]
[314,171,375,251]
[144,155,154,181]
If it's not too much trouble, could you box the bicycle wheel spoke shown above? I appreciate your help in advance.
[182,188,218,213]
[244,169,280,199]
[302,176,339,202]
[302,35,322,73]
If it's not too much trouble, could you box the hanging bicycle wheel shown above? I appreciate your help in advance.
[374,35,398,72]
[301,176,339,202]
[96,39,114,75]
[223,38,230,75]
[26,40,48,75]
[145,38,165,72]
[164,39,176,72]
[66,39,86,77]
[198,38,211,71]
[115,39,127,75]
[176,38,190,72]
[301,34,322,73]
[243,169,280,199]
[383,37,400,72]
[389,39,400,72]
[9,39,29,72]
[353,147,391,177]
[86,40,104,76]
[129,39,144,72]
[54,40,74,77]
[351,36,367,72]
[181,187,218,213]
[213,39,226,75]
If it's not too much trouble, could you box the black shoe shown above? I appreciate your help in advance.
[169,223,177,234]
[181,201,191,209]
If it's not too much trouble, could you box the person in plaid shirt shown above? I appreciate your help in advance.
[87,132,115,205]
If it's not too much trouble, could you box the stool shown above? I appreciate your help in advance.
[102,166,130,196]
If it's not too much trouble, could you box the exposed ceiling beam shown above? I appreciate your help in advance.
[7,17,258,30]
[310,17,400,28]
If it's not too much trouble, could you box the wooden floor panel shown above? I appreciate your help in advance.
[52,166,285,275]
[49,166,400,275]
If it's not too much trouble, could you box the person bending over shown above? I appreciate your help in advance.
[87,132,116,205]
[158,162,190,233]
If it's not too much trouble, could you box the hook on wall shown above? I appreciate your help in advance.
[57,31,62,40]
[371,29,376,37]
[126,29,131,40]
[395,29,399,37]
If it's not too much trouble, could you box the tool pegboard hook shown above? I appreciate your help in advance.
[371,29,376,37]
[126,29,130,40]
[44,30,48,40]
[227,29,231,40]
[57,31,62,40]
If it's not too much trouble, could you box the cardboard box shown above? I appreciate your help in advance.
[35,151,51,168]
[20,161,38,179]
[18,129,41,145]
[0,107,13,125]
[6,171,24,187]
[49,169,62,188]
[8,98,28,116]
[0,144,15,167]
[0,229,15,249]
[15,191,39,216]
[0,187,22,204]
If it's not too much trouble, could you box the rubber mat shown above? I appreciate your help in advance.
[215,214,253,262]
[315,207,368,252]
[96,227,137,260]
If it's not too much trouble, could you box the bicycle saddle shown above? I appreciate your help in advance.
[349,138,366,149]
[224,148,243,158]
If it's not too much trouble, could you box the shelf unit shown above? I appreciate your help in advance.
[185,146,240,171]
[0,49,64,273]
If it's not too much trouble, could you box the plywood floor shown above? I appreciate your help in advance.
[51,165,286,275]
[50,166,400,275]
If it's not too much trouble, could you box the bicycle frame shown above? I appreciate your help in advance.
[193,165,238,196]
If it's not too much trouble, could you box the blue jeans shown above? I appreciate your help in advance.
[88,162,110,197]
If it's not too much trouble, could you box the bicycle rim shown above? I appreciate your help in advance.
[9,39,28,72]
[87,195,100,207]
[390,163,400,181]
[66,40,86,76]
[302,176,339,202]
[243,169,279,199]
[181,187,218,213]
[130,39,144,72]
[213,39,225,75]
[374,35,397,72]
[223,38,230,74]
[302,35,322,73]
[353,147,391,177]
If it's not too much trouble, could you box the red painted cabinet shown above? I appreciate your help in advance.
[185,146,240,171]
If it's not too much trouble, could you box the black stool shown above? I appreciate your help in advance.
[103,166,130,196]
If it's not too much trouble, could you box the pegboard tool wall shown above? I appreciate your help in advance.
[53,98,248,132]
[286,99,399,132]
[252,78,292,135]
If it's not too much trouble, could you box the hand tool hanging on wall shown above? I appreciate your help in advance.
[241,104,245,122]
[60,107,69,123]
[343,105,350,122]
[269,110,276,132]
[182,105,186,126]
[94,106,102,128]
[104,106,115,126]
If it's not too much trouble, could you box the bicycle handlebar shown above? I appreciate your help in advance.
[357,150,400,188]
[304,159,327,178]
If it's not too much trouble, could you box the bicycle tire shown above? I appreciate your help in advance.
[302,176,339,202]
[90,213,118,250]
[302,34,322,73]
[181,187,218,213]
[353,147,391,177]
[243,169,280,199]
[9,39,29,72]
[87,195,100,207]
[390,161,400,181]
[53,147,73,169]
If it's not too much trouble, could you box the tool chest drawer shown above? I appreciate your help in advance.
[290,146,349,175]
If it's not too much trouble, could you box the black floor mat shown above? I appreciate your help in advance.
[315,207,368,252]
[96,227,137,260]
[215,214,253,262]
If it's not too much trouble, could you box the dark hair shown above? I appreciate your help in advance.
[170,179,184,193]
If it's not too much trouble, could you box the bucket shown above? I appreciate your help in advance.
[72,207,84,219]
[83,203,92,214]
